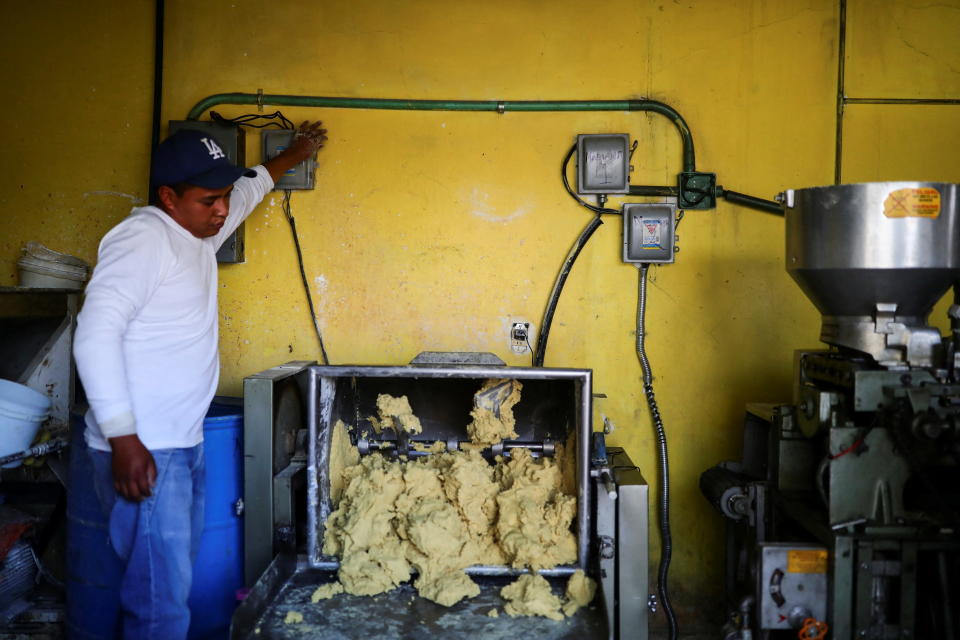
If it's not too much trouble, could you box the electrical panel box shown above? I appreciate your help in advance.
[168,120,247,264]
[622,203,676,264]
[576,133,630,195]
[261,130,316,191]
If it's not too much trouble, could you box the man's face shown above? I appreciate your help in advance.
[157,184,233,238]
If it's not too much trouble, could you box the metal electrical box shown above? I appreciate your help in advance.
[262,130,316,190]
[577,134,630,195]
[622,203,676,264]
[758,543,828,630]
[168,120,247,264]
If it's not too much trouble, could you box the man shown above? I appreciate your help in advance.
[73,121,327,638]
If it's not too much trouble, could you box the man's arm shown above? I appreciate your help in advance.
[75,218,163,502]
[263,121,327,184]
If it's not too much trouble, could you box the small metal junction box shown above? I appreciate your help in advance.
[622,202,677,264]
[262,129,317,190]
[577,134,630,194]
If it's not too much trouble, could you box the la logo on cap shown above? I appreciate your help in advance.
[200,137,225,160]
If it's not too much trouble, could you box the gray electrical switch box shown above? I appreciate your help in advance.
[577,133,630,194]
[262,130,316,190]
[168,120,247,264]
[757,543,828,630]
[623,203,676,264]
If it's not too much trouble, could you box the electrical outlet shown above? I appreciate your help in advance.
[510,322,531,354]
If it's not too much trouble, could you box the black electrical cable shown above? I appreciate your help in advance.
[636,264,679,640]
[149,0,164,167]
[532,214,604,367]
[532,141,622,366]
[210,110,295,130]
[282,191,330,365]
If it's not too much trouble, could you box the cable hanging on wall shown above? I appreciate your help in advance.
[282,190,330,365]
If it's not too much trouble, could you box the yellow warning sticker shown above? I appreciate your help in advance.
[787,549,828,573]
[883,187,941,218]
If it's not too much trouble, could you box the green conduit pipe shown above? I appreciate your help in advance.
[186,93,696,173]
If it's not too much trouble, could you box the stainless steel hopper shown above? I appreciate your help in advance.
[783,182,960,366]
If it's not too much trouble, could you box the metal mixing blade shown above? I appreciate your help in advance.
[474,380,514,419]
[392,414,409,457]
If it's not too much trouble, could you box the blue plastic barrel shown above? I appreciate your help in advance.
[65,400,244,640]
[65,412,123,640]
[187,400,244,640]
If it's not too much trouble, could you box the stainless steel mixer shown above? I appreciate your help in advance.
[703,182,960,640]
[234,354,649,639]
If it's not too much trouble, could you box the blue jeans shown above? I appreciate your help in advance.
[89,444,205,640]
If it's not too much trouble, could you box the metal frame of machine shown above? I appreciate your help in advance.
[238,358,649,639]
[702,182,960,640]
[243,361,314,586]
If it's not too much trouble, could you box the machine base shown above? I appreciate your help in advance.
[231,555,608,639]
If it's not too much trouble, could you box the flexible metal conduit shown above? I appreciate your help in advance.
[637,264,679,640]
[186,93,697,173]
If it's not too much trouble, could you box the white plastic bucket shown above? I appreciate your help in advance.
[17,242,89,290]
[0,380,51,468]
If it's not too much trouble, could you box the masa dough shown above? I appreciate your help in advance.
[372,394,423,435]
[500,570,597,621]
[501,573,564,621]
[310,582,344,602]
[495,447,577,570]
[562,569,597,616]
[324,448,510,606]
[466,379,522,445]
[321,381,579,612]
[322,446,575,606]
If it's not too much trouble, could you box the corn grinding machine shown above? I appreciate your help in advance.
[701,182,960,640]
[234,353,648,639]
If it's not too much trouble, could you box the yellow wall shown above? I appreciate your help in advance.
[2,0,959,631]
[842,0,960,326]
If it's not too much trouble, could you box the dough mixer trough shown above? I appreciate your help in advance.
[234,357,650,639]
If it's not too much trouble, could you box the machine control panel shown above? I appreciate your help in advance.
[622,203,677,264]
[577,133,630,194]
[262,130,317,190]
[758,543,828,630]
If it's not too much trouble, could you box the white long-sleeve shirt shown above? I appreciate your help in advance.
[75,165,274,451]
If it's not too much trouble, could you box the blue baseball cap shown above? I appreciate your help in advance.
[151,129,256,190]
